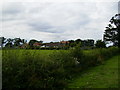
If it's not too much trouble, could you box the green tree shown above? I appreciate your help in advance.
[13,38,22,48]
[68,40,76,47]
[0,37,6,48]
[103,14,120,47]
[5,38,13,48]
[81,39,94,47]
[75,39,82,44]
[95,40,106,48]
[28,39,39,48]
[21,39,27,44]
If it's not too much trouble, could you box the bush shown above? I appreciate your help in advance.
[70,47,119,70]
[2,50,74,89]
[70,45,83,62]
[2,47,119,89]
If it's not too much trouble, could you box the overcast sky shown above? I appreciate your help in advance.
[0,0,119,42]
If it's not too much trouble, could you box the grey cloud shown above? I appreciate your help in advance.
[2,2,24,15]
[2,2,24,21]
[28,22,64,33]
[1,2,118,42]
[2,7,21,15]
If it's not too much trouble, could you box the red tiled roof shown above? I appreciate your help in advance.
[60,41,69,44]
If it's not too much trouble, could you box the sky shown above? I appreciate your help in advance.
[0,0,119,42]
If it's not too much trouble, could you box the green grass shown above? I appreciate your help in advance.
[2,49,74,88]
[68,55,119,88]
[2,47,119,88]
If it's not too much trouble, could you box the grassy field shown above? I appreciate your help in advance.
[2,47,119,89]
[68,55,119,88]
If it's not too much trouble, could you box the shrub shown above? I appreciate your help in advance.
[2,50,74,89]
[70,45,83,62]
[2,47,119,89]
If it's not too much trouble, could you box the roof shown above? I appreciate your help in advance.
[60,41,69,44]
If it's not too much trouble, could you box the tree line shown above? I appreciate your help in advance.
[0,37,106,49]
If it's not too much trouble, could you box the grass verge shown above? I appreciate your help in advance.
[68,55,119,88]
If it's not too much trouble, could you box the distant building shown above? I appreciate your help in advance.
[59,41,69,47]
[60,41,69,44]
[42,41,69,48]
[33,42,42,47]
[43,42,60,48]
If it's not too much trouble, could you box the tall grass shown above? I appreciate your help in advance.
[72,47,119,69]
[2,50,74,89]
[2,47,119,89]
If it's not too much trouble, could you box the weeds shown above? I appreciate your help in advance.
[2,47,119,89]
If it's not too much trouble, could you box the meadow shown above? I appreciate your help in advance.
[2,47,119,89]
[68,55,119,88]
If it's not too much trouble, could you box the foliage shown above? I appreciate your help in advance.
[1,37,96,50]
[103,14,120,47]
[68,55,119,88]
[2,50,74,89]
[68,39,94,48]
[0,37,27,49]
[0,37,6,48]
[70,44,83,61]
[95,40,106,48]
[5,38,13,48]
[2,47,119,89]
[28,39,39,48]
